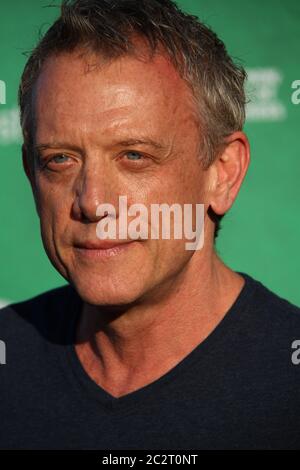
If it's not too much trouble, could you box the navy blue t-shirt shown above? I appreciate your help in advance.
[1,272,300,450]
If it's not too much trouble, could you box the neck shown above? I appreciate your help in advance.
[75,250,245,398]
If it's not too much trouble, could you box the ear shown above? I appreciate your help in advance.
[208,131,250,216]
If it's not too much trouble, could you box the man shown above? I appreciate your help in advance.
[0,0,300,450]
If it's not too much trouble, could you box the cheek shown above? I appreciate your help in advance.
[163,156,206,202]
[149,238,193,284]
[35,184,73,241]
[36,175,72,212]
[182,169,209,208]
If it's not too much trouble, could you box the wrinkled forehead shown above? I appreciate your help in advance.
[32,46,199,145]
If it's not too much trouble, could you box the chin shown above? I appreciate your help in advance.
[69,272,149,306]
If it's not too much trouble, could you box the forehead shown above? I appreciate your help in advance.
[33,46,199,144]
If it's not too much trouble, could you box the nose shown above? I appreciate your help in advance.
[72,163,114,223]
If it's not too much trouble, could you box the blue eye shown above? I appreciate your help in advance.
[51,154,70,163]
[125,151,143,161]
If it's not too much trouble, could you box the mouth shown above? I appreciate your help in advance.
[73,240,137,259]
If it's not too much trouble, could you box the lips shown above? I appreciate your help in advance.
[74,240,135,250]
[72,239,138,259]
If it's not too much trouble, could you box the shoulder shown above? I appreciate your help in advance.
[238,272,300,350]
[0,284,74,320]
[242,272,300,321]
[0,284,80,344]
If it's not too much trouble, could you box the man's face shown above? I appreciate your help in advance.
[30,46,212,305]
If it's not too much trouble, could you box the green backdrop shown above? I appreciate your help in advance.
[0,0,299,307]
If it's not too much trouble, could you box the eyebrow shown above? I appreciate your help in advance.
[34,137,167,153]
[113,138,166,151]
[34,143,82,153]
